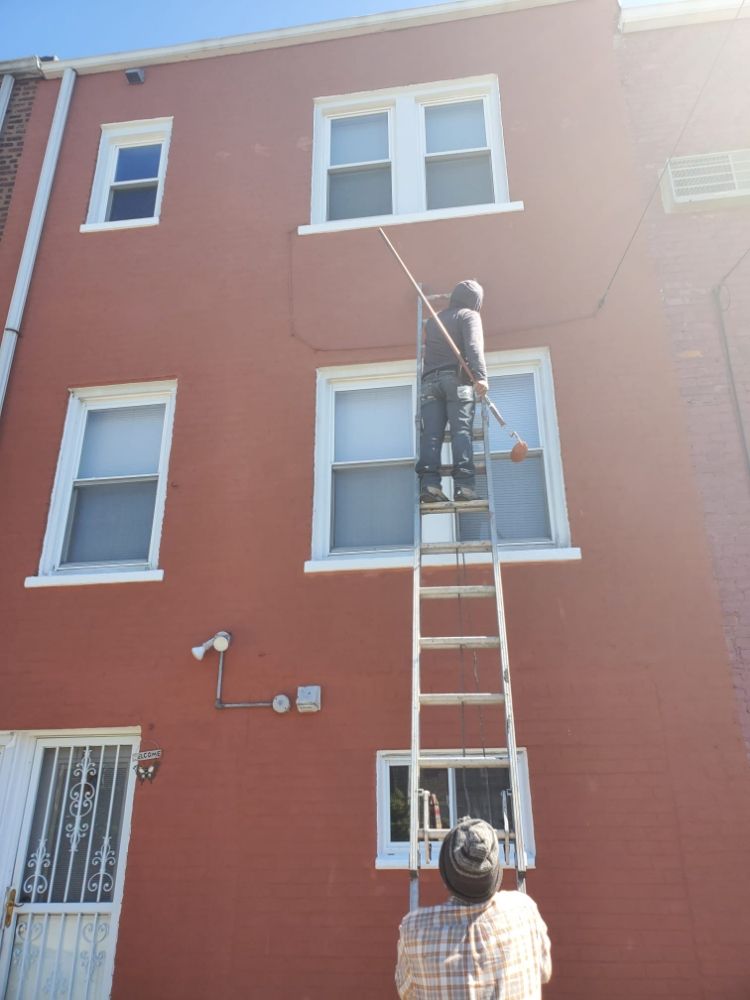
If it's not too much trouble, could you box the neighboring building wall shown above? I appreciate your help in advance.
[616,15,750,751]
[0,77,37,242]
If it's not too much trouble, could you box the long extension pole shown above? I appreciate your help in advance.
[378,227,528,461]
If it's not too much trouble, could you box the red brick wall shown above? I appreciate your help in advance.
[1,5,750,998]
[0,78,37,242]
[617,18,750,752]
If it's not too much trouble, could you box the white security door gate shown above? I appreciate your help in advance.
[0,735,138,1000]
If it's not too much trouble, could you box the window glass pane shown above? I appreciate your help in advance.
[389,765,449,841]
[425,100,487,154]
[78,405,165,479]
[114,143,162,182]
[62,480,158,564]
[476,373,540,452]
[107,184,158,221]
[458,454,551,542]
[333,465,413,549]
[328,165,392,221]
[330,113,388,166]
[454,768,512,832]
[426,152,494,211]
[335,386,413,462]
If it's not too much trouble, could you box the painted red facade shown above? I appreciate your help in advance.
[2,2,750,998]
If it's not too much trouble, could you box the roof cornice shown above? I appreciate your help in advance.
[35,0,574,79]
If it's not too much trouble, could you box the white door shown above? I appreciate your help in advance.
[0,735,138,1000]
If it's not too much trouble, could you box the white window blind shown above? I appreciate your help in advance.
[424,99,494,211]
[459,372,552,543]
[332,385,413,549]
[62,405,166,566]
[328,112,392,221]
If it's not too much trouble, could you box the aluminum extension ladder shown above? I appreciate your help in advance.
[408,297,528,911]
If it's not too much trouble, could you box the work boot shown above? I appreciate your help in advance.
[420,485,449,504]
[454,486,479,502]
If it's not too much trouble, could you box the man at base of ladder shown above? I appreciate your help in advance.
[395,818,551,999]
[417,280,488,505]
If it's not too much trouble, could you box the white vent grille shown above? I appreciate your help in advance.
[667,149,750,204]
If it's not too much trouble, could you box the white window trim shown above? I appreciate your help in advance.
[301,75,521,236]
[375,749,536,870]
[618,0,749,31]
[25,380,177,589]
[81,117,173,231]
[306,349,579,573]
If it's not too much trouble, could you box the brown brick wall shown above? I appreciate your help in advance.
[617,18,750,754]
[0,78,37,243]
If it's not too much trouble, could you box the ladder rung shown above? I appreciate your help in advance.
[420,500,489,514]
[420,692,504,707]
[420,636,500,650]
[418,754,510,769]
[419,827,516,841]
[420,585,495,600]
[420,541,492,555]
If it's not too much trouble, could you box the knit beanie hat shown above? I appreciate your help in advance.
[438,817,502,904]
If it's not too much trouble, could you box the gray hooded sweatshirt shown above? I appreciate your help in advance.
[423,280,487,383]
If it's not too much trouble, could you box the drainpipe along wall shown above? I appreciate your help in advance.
[0,66,76,420]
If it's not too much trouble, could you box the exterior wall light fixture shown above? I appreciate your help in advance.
[125,68,145,85]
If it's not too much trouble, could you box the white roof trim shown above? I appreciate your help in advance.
[38,0,575,78]
[619,0,749,33]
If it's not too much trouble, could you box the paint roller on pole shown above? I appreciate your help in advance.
[378,227,528,462]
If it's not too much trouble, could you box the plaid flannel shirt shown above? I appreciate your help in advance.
[395,891,551,1000]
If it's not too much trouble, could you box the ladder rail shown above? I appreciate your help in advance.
[408,295,424,910]
[480,401,528,889]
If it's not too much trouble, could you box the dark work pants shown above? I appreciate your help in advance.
[416,369,477,490]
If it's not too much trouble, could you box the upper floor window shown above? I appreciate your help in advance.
[82,118,172,232]
[307,350,575,572]
[302,76,520,234]
[26,381,177,588]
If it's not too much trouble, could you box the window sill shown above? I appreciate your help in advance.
[79,217,160,234]
[297,201,524,237]
[375,853,535,871]
[305,547,581,574]
[25,569,164,588]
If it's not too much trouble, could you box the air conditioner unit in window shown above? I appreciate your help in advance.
[662,148,750,211]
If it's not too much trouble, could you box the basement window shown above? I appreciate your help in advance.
[82,118,173,232]
[375,750,536,869]
[25,381,176,588]
[306,349,574,572]
[300,76,522,234]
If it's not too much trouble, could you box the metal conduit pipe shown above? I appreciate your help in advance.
[0,66,76,421]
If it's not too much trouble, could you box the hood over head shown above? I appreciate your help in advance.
[449,279,483,312]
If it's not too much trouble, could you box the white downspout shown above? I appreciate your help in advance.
[0,66,76,420]
[0,74,14,132]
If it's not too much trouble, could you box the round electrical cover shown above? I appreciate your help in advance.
[272,694,291,714]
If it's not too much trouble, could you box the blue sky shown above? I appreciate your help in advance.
[1,0,450,62]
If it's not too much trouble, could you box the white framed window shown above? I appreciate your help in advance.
[661,149,750,212]
[25,381,177,588]
[307,350,576,573]
[300,76,523,235]
[375,749,536,869]
[82,118,173,232]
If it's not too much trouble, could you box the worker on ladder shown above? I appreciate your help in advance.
[417,280,488,505]
[395,818,551,999]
